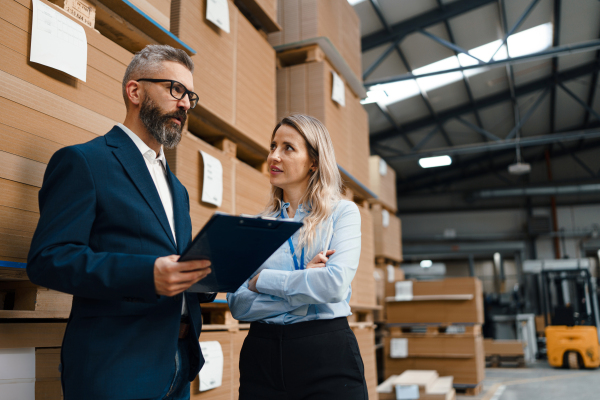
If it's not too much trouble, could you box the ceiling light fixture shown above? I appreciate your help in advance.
[419,155,452,168]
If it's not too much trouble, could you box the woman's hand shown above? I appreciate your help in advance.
[306,250,335,269]
[248,273,260,293]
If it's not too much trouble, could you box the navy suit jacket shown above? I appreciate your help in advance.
[27,126,215,399]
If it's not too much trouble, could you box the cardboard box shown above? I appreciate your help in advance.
[171,0,276,154]
[351,324,378,400]
[268,0,361,79]
[191,331,233,399]
[483,339,524,356]
[35,348,62,400]
[350,203,376,307]
[235,161,270,216]
[0,323,67,348]
[384,332,485,385]
[386,278,484,325]
[165,132,235,236]
[380,265,405,301]
[235,12,276,152]
[129,0,170,30]
[277,59,370,188]
[378,374,456,400]
[369,156,397,213]
[371,204,402,263]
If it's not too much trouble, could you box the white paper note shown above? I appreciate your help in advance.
[390,338,408,358]
[395,384,420,400]
[382,209,390,228]
[30,0,87,81]
[395,281,413,301]
[199,341,223,391]
[387,265,396,282]
[379,158,387,176]
[331,71,346,106]
[206,0,230,33]
[200,150,223,207]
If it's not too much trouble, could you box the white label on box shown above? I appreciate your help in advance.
[0,348,35,380]
[199,341,223,391]
[382,209,390,228]
[390,338,408,358]
[0,381,35,400]
[331,71,346,106]
[395,281,413,301]
[387,265,395,282]
[64,0,96,28]
[200,150,223,207]
[30,0,87,81]
[379,158,387,176]
[206,0,230,33]
[446,325,466,334]
[395,384,420,400]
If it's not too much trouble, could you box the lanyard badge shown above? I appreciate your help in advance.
[281,208,305,270]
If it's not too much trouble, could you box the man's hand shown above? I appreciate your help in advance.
[154,255,211,297]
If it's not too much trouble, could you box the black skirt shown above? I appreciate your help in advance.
[238,317,368,400]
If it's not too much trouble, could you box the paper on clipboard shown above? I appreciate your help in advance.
[30,0,87,81]
[200,150,223,207]
[199,341,223,391]
[206,0,230,33]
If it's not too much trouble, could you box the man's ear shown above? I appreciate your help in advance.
[126,80,142,107]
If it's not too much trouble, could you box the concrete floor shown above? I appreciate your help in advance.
[457,362,600,400]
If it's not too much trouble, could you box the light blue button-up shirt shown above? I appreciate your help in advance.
[227,199,362,324]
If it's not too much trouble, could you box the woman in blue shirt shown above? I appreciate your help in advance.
[227,114,367,399]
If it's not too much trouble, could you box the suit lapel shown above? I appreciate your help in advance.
[108,128,177,250]
[165,162,189,255]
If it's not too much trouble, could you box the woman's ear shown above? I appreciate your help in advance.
[310,160,318,173]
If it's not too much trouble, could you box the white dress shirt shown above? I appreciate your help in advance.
[118,124,187,315]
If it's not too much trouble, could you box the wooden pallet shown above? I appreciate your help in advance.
[454,383,483,396]
[486,354,526,368]
[0,281,72,319]
[276,44,326,69]
[375,256,402,267]
[388,324,481,336]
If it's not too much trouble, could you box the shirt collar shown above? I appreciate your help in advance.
[117,123,166,167]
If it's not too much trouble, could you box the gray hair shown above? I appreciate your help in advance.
[122,45,194,107]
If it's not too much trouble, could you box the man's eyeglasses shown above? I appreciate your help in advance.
[136,79,199,109]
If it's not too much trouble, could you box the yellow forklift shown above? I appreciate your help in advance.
[541,267,600,369]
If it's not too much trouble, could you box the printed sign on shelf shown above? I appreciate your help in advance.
[379,158,387,176]
[390,338,408,358]
[206,0,230,33]
[199,341,223,391]
[200,150,223,207]
[31,0,88,81]
[382,209,390,228]
[395,281,413,301]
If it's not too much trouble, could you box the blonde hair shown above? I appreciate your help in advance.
[263,114,343,252]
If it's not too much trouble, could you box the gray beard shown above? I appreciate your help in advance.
[139,95,184,149]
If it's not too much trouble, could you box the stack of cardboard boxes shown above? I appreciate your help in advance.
[383,277,486,393]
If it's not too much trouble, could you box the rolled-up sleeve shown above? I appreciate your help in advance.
[255,202,361,306]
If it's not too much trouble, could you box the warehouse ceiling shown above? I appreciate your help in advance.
[351,0,600,213]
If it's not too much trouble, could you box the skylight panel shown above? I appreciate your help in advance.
[362,22,553,107]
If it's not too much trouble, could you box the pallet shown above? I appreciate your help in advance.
[486,354,526,368]
[375,257,402,267]
[454,383,483,396]
[387,324,481,336]
[0,281,72,319]
[276,44,326,69]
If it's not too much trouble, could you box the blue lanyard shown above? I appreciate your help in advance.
[281,208,304,270]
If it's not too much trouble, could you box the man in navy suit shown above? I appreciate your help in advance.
[27,45,214,400]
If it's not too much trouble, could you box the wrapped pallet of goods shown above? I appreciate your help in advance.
[371,204,402,264]
[386,277,484,325]
[351,323,379,400]
[171,0,276,160]
[276,57,369,187]
[384,325,485,386]
[369,156,397,214]
[268,0,362,79]
[350,203,376,308]
[1,0,133,264]
[0,323,66,400]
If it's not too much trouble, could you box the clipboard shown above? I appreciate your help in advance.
[181,213,303,293]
